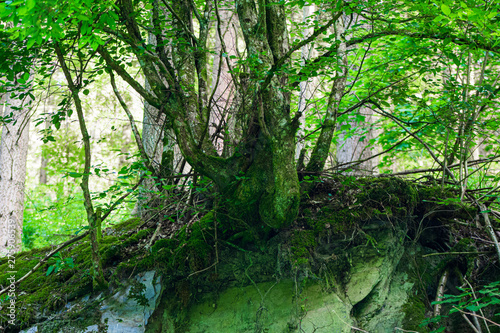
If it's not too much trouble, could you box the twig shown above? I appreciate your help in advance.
[464,277,490,333]
[394,328,420,333]
[460,311,481,333]
[102,176,144,222]
[329,307,369,332]
[146,222,162,250]
[0,231,89,297]
[479,203,500,262]
[422,251,492,258]
[187,262,218,278]
[453,306,500,328]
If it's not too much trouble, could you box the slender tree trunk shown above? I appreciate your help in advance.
[306,13,347,174]
[0,85,32,255]
[136,6,179,219]
[55,44,107,290]
[39,114,50,185]
[212,5,237,156]
[295,3,316,161]
[337,14,376,175]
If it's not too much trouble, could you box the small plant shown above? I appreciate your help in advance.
[129,280,148,307]
[46,252,75,276]
[421,281,500,332]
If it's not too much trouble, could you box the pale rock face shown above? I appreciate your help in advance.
[20,271,162,333]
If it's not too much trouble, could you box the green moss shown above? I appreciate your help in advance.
[357,177,418,217]
[151,238,177,254]
[300,176,421,238]
[0,229,138,329]
[111,217,141,232]
[402,294,428,332]
[177,212,216,272]
[290,230,315,266]
[116,213,217,277]
[122,228,152,247]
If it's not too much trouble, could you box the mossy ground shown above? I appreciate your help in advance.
[0,217,150,330]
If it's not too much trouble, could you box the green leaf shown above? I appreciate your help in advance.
[441,4,451,16]
[26,37,36,49]
[68,172,83,178]
[466,304,482,311]
[26,0,35,10]
[83,89,90,96]
[46,265,55,276]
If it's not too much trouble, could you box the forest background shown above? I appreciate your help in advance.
[0,0,500,324]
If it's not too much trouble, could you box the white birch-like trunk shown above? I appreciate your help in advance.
[136,13,181,218]
[39,106,51,185]
[212,5,237,156]
[337,14,377,175]
[295,3,316,161]
[337,108,377,173]
[0,90,32,255]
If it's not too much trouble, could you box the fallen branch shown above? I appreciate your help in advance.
[0,231,89,297]
[146,222,162,250]
[422,251,493,258]
[434,268,449,317]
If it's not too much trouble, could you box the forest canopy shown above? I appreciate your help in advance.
[1,0,500,249]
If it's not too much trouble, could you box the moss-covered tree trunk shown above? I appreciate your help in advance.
[160,0,300,229]
[106,0,337,230]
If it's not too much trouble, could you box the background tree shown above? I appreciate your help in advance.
[0,23,33,255]
[0,82,32,255]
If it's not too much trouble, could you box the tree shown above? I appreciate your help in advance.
[2,0,500,235]
[0,22,33,255]
[0,79,32,255]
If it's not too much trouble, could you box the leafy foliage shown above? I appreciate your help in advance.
[422,281,500,332]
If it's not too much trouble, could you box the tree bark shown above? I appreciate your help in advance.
[295,3,316,161]
[0,83,32,256]
[337,14,376,175]
[102,0,347,230]
[55,44,107,290]
[212,4,238,156]
[39,114,50,184]
[0,85,31,255]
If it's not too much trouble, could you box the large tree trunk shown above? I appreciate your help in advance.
[0,87,32,255]
[223,130,300,229]
[104,0,345,230]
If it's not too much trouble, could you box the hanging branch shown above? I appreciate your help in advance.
[109,70,156,176]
